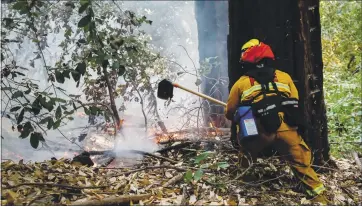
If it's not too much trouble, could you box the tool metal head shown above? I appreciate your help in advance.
[157,79,174,100]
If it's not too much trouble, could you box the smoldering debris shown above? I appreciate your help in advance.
[77,125,160,167]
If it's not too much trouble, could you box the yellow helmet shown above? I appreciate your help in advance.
[240,39,275,63]
[241,39,260,50]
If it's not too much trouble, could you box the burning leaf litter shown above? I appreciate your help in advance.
[1,140,361,206]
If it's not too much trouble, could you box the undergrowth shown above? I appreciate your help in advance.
[321,1,362,157]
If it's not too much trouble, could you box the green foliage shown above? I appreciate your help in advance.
[193,168,203,181]
[1,0,98,148]
[30,132,44,149]
[194,151,213,164]
[320,1,362,157]
[184,169,193,183]
[320,1,362,75]
[1,0,174,148]
[184,151,230,183]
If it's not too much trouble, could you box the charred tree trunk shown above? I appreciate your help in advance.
[227,0,330,164]
[195,1,229,128]
[295,0,329,164]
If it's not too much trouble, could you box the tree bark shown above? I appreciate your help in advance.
[97,33,121,128]
[227,0,329,164]
[295,0,329,164]
[102,65,121,126]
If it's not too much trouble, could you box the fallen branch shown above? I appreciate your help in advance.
[310,164,339,172]
[99,166,129,170]
[144,152,178,164]
[70,193,152,206]
[130,150,178,164]
[238,174,288,186]
[352,151,362,171]
[158,136,230,145]
[154,127,230,135]
[162,173,183,187]
[2,182,107,190]
[225,162,254,184]
[88,149,178,164]
[102,156,116,168]
[157,137,231,153]
[157,142,193,153]
[87,150,115,156]
[340,186,357,205]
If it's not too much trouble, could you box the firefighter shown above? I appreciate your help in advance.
[225,39,329,204]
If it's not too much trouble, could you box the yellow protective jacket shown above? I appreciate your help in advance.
[225,69,299,131]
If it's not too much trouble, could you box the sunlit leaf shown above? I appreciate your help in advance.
[193,169,203,181]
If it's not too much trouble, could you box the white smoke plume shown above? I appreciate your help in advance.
[1,1,200,163]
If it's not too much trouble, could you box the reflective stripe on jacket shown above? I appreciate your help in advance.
[225,69,299,121]
[241,81,291,100]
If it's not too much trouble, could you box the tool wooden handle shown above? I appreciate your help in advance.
[173,83,227,107]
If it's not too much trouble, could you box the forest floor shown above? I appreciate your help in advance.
[1,139,361,206]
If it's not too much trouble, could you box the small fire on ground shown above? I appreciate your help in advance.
[152,122,230,144]
[2,120,230,168]
[80,121,231,167]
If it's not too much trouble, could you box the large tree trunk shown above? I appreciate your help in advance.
[295,0,329,164]
[227,0,329,164]
[195,1,229,128]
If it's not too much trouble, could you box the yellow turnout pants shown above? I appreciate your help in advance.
[239,117,326,196]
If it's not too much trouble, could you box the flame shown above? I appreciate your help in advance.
[209,122,219,136]
[150,126,229,144]
[209,122,213,128]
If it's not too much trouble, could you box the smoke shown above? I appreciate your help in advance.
[112,128,159,159]
[1,1,200,162]
[195,1,229,127]
[112,114,159,158]
[122,1,201,131]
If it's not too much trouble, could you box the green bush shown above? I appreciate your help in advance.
[321,1,362,157]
